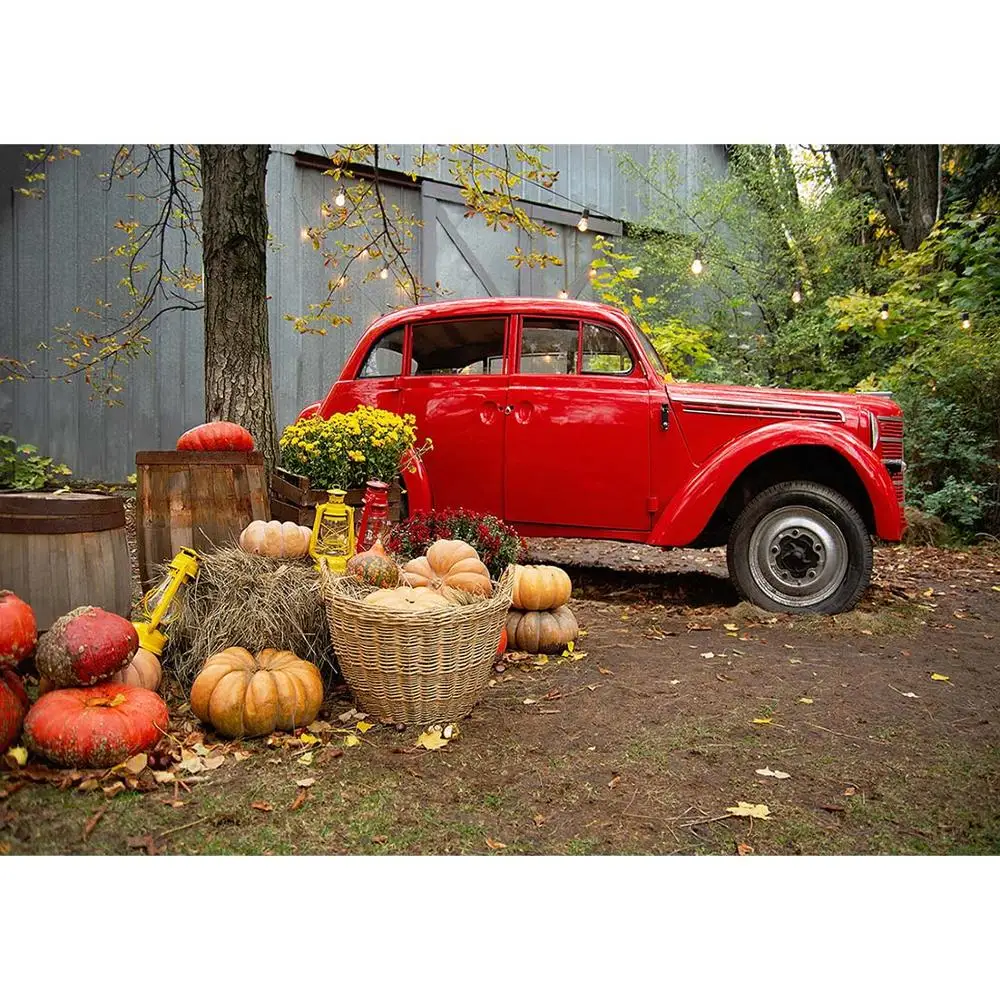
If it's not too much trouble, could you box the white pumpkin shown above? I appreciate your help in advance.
[239,520,312,559]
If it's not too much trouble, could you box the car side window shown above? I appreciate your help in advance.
[358,325,405,379]
[519,318,579,374]
[410,318,506,376]
[581,323,635,375]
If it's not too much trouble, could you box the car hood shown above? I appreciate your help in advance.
[667,381,902,420]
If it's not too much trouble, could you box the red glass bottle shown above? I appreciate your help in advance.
[356,480,391,550]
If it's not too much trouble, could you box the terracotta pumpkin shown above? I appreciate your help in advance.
[512,565,572,611]
[190,647,324,738]
[39,647,162,696]
[0,590,37,668]
[36,607,139,688]
[402,540,492,598]
[176,421,254,451]
[347,538,400,588]
[239,520,312,559]
[363,587,451,612]
[0,668,29,755]
[506,605,579,654]
[23,682,169,768]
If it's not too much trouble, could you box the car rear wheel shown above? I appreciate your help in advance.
[726,481,873,614]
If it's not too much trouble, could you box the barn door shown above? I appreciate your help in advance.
[419,179,622,303]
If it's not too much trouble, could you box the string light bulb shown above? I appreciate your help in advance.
[961,312,971,329]
[791,281,802,305]
[588,264,598,280]
[359,247,369,260]
[577,209,590,233]
[691,250,704,276]
[556,289,569,299]
[880,303,890,321]
[334,188,346,208]
[379,264,389,280]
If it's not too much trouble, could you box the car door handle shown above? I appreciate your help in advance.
[504,405,513,415]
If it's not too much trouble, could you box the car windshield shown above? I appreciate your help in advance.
[629,318,668,377]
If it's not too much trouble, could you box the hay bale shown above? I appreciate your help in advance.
[164,546,336,688]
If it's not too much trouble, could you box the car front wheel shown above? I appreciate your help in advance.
[726,481,873,614]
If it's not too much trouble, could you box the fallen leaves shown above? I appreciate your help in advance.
[755,768,790,780]
[752,718,773,725]
[82,804,108,842]
[289,788,309,811]
[415,723,459,752]
[930,673,951,682]
[736,842,754,856]
[485,837,507,850]
[726,802,772,820]
[797,697,814,705]
[250,801,273,812]
[5,747,27,767]
[343,735,360,748]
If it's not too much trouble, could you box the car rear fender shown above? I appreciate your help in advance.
[648,422,903,547]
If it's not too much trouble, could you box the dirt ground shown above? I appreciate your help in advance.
[2,520,998,856]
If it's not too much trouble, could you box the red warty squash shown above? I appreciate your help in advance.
[0,668,29,755]
[23,682,169,768]
[36,606,139,688]
[176,421,255,452]
[38,647,162,696]
[0,591,37,668]
[347,538,400,588]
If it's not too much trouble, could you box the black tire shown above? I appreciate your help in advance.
[726,480,873,615]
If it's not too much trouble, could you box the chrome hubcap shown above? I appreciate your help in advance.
[748,505,848,608]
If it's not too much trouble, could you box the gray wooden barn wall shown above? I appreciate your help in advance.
[0,144,727,481]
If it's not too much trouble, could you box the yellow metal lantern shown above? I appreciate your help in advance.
[133,546,200,655]
[309,489,356,574]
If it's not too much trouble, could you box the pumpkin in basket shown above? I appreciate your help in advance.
[239,520,312,559]
[506,605,579,654]
[363,588,451,611]
[512,565,572,611]
[190,647,324,738]
[402,540,492,599]
[347,538,400,588]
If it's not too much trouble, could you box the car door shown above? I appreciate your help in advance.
[398,315,509,516]
[504,316,653,531]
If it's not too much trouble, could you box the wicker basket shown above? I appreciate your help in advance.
[323,567,514,725]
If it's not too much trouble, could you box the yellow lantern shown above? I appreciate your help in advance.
[309,489,356,574]
[133,546,200,655]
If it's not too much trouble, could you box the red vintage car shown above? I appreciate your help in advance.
[298,297,905,614]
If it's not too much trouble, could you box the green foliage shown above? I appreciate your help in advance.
[0,436,72,491]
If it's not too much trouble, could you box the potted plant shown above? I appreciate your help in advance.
[272,405,423,525]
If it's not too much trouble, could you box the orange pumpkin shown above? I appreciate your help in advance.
[402,540,492,598]
[238,520,312,559]
[190,647,324,738]
[506,605,578,654]
[512,565,572,611]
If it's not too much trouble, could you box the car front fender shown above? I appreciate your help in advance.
[648,422,904,547]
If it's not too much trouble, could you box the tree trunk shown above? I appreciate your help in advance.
[198,144,277,472]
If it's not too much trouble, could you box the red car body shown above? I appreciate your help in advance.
[298,298,904,613]
[299,297,904,540]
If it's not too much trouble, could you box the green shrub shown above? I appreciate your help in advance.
[0,436,72,491]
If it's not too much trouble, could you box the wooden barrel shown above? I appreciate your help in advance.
[136,451,270,590]
[0,492,132,631]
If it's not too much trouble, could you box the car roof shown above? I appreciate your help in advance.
[365,296,630,333]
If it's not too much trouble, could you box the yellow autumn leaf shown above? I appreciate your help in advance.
[6,746,27,766]
[533,654,549,665]
[726,802,772,820]
[798,697,814,705]
[930,673,950,682]
[723,623,738,632]
[415,730,448,751]
[299,732,320,745]
[343,734,361,747]
[356,721,373,733]
[752,718,773,725]
[566,640,575,652]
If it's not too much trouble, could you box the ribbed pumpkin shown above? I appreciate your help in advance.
[506,605,579,654]
[190,647,324,738]
[512,565,572,611]
[238,520,313,559]
[403,540,492,598]
[347,538,400,588]
[36,607,139,688]
[0,668,29,755]
[23,683,169,768]
[363,587,451,611]
[0,591,37,668]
